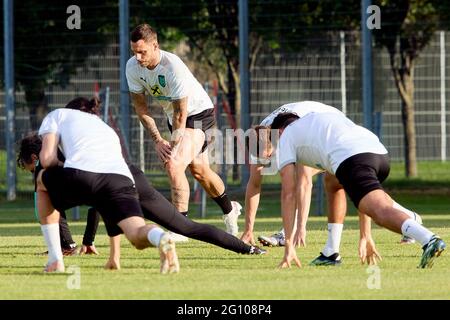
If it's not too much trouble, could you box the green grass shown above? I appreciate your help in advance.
[0,194,449,300]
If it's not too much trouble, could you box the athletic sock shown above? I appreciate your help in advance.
[41,223,63,263]
[83,207,100,246]
[393,201,422,224]
[401,218,434,246]
[321,223,343,257]
[147,227,166,247]
[180,211,188,217]
[212,192,233,215]
[59,214,75,248]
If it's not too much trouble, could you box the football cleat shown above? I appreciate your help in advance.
[249,246,267,255]
[258,231,285,247]
[418,236,446,269]
[309,252,342,266]
[159,232,180,274]
[400,235,416,244]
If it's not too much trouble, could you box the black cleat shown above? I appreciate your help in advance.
[309,252,342,266]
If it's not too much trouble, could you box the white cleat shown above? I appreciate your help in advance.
[400,235,416,244]
[258,231,286,247]
[223,201,242,236]
[167,231,189,243]
[159,233,180,274]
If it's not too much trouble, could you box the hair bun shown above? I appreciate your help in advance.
[89,97,100,110]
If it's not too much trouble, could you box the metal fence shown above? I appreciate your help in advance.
[1,2,449,213]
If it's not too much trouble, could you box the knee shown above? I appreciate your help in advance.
[324,173,342,192]
[128,237,146,250]
[191,169,205,182]
[124,231,145,250]
[133,241,147,250]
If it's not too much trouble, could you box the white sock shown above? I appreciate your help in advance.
[41,223,63,263]
[393,201,422,224]
[401,218,434,246]
[147,227,165,247]
[322,223,343,257]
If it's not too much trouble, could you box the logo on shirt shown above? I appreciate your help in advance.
[315,163,324,170]
[150,85,162,97]
[158,75,166,87]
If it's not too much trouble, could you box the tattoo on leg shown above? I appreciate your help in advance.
[171,186,190,211]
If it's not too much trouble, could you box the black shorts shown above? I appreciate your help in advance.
[41,167,143,236]
[335,153,390,208]
[167,108,216,153]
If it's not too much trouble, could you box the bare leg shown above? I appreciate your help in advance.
[165,128,205,212]
[118,216,180,274]
[189,150,225,198]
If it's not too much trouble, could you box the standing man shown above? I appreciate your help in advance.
[126,24,241,237]
[272,112,445,269]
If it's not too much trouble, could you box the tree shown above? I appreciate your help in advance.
[373,0,441,177]
[11,1,117,129]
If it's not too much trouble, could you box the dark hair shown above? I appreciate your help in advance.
[271,112,300,130]
[17,132,41,169]
[130,24,158,43]
[247,125,271,158]
[65,97,101,116]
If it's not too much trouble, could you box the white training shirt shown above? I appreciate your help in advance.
[259,101,343,126]
[126,50,213,125]
[38,108,134,182]
[251,101,343,165]
[277,112,388,174]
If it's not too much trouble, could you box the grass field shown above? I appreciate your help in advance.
[0,193,449,300]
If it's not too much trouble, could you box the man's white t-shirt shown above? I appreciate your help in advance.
[277,112,388,174]
[259,101,343,126]
[39,108,134,182]
[126,50,213,125]
[251,101,343,164]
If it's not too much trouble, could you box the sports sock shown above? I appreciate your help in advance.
[401,219,434,246]
[83,207,100,246]
[393,201,422,224]
[59,214,75,249]
[322,223,343,257]
[180,211,188,217]
[212,192,233,215]
[147,227,166,247]
[41,223,63,263]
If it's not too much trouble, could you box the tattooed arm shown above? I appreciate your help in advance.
[170,97,188,148]
[130,92,171,162]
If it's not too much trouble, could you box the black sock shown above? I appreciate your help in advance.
[180,211,188,217]
[212,192,233,215]
[83,208,100,246]
[59,213,75,249]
